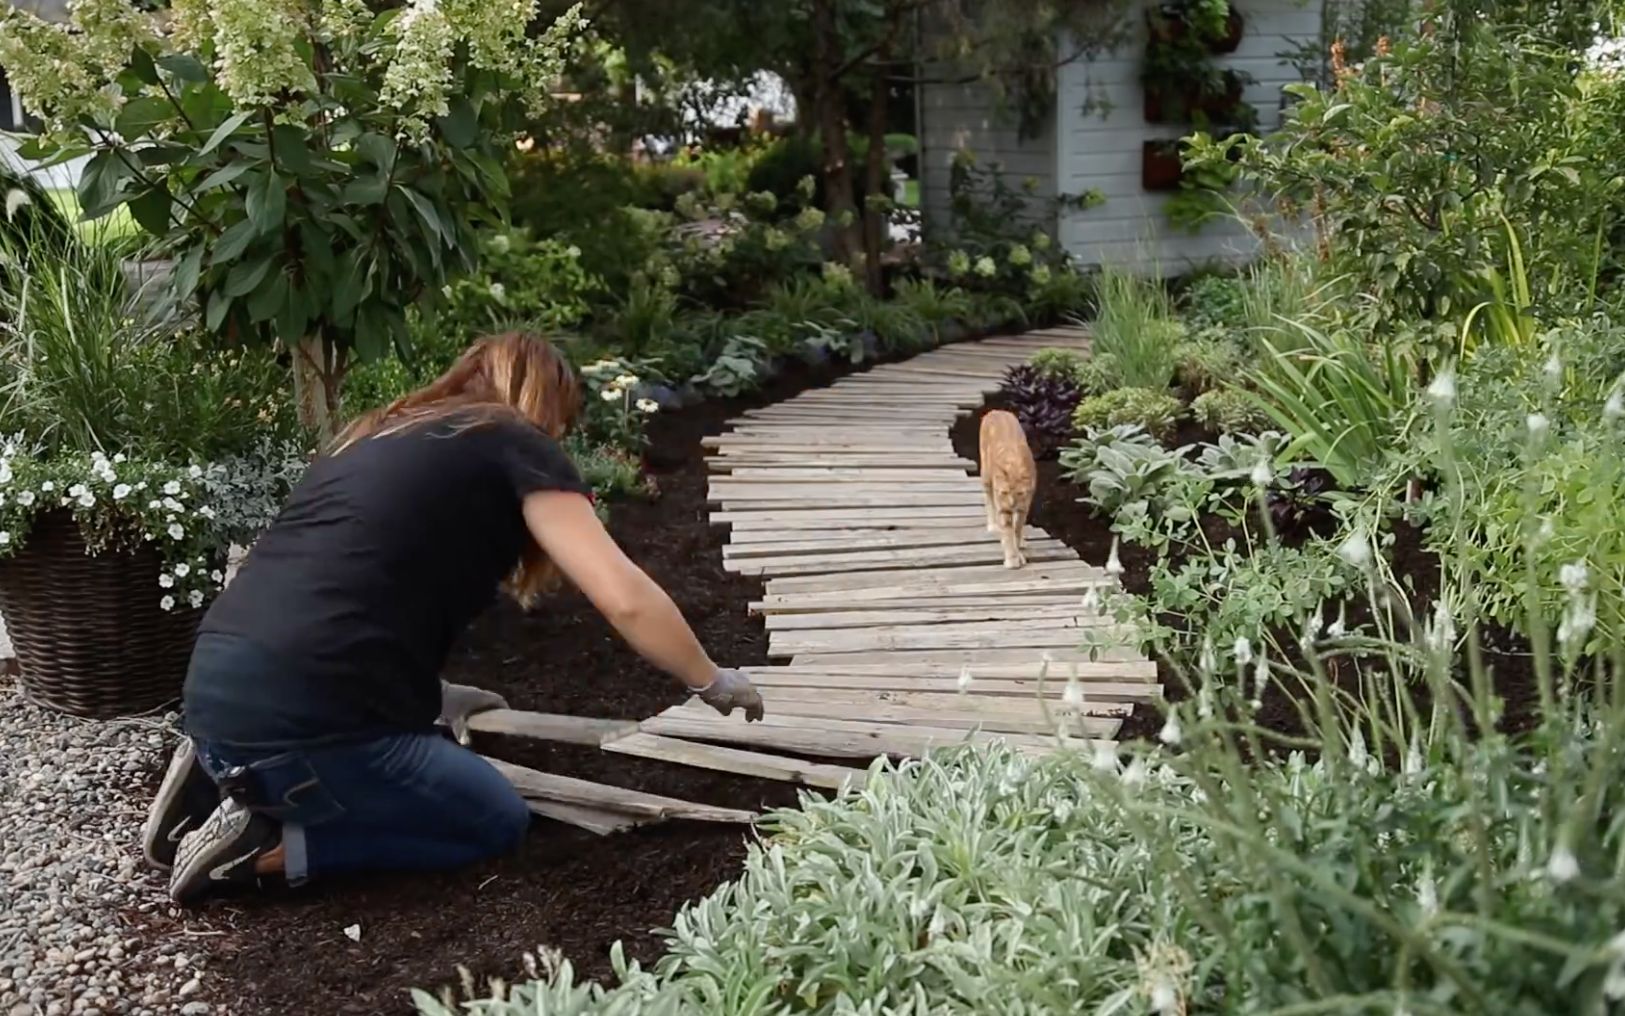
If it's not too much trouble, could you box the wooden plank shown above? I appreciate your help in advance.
[759,687,1132,716]
[731,696,1122,736]
[790,647,1144,665]
[711,457,974,472]
[525,800,647,836]
[603,733,865,791]
[638,709,1072,759]
[465,709,639,746]
[765,561,1103,593]
[748,673,1160,701]
[716,468,972,481]
[751,579,1112,611]
[774,660,1158,680]
[718,508,988,528]
[483,756,756,824]
[732,543,1074,577]
[770,615,1110,644]
[725,527,1044,555]
[713,495,989,510]
[761,602,1100,628]
[770,623,1124,656]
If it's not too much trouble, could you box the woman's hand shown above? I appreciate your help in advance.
[439,680,509,745]
[694,668,764,722]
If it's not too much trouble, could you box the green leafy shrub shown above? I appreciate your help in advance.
[1028,347,1086,381]
[564,435,654,511]
[1070,352,1120,396]
[693,334,768,397]
[429,231,603,347]
[1179,273,1248,330]
[1172,335,1243,396]
[892,278,972,342]
[1190,387,1272,434]
[1072,387,1183,440]
[1075,439,1192,516]
[1058,424,1161,481]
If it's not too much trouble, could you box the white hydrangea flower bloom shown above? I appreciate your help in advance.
[380,0,457,136]
[208,0,313,107]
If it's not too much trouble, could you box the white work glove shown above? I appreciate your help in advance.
[439,680,509,745]
[693,668,764,722]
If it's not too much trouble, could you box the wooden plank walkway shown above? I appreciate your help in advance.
[620,325,1153,774]
[488,326,1155,828]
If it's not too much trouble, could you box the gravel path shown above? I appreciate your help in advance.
[0,681,218,1016]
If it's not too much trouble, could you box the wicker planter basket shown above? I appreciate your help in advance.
[0,509,202,718]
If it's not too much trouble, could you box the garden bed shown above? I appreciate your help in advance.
[140,364,872,1016]
[951,400,1543,745]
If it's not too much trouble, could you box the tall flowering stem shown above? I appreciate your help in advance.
[0,0,584,441]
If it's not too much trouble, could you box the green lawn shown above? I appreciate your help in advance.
[45,188,140,244]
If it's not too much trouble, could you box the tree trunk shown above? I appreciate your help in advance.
[860,59,892,295]
[810,0,861,265]
[292,334,344,446]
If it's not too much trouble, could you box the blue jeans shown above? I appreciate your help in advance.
[193,731,531,884]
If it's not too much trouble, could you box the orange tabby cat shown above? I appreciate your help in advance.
[979,409,1037,569]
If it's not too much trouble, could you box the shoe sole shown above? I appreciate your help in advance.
[142,740,215,871]
[169,801,259,906]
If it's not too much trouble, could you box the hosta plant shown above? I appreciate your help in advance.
[1072,387,1183,441]
[1190,387,1273,433]
[0,0,583,439]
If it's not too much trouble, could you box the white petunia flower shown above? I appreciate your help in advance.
[173,563,190,578]
[188,590,204,609]
[16,490,33,507]
[77,492,95,508]
[163,481,181,496]
[1337,531,1372,569]
[1158,712,1182,746]
[160,595,176,612]
[1416,872,1439,917]
[188,465,203,479]
[158,573,174,589]
[1559,560,1589,593]
[113,453,126,464]
[1062,677,1084,711]
[1546,843,1580,883]
[112,484,132,500]
[1426,369,1456,406]
[39,481,53,492]
[488,282,507,302]
[1233,636,1253,666]
[0,532,10,546]
[148,499,163,510]
[198,506,216,520]
[210,569,224,584]
[0,462,10,485]
[68,484,86,498]
[162,497,183,513]
[167,523,185,540]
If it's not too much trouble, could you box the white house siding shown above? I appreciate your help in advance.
[1055,0,1322,272]
[918,77,1060,242]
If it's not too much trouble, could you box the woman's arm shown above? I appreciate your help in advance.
[521,490,718,689]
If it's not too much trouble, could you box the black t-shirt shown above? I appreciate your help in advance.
[183,411,590,747]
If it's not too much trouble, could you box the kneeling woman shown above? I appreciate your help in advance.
[142,333,762,905]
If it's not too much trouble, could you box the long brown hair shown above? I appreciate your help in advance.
[334,332,584,607]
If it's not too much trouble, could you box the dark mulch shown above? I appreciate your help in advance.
[157,359,887,1016]
[951,400,1541,747]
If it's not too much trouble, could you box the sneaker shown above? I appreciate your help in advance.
[168,798,280,906]
[141,739,221,871]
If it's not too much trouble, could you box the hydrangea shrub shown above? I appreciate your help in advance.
[0,0,583,438]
